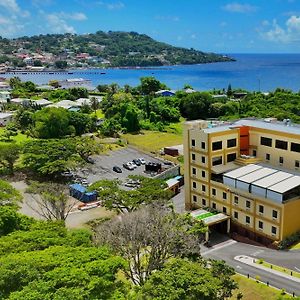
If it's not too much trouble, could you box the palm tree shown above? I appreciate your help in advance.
[90,97,99,116]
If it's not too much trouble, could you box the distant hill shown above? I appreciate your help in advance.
[0,31,234,68]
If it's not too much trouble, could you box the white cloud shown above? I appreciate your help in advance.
[46,13,76,34]
[155,15,180,22]
[222,2,257,13]
[261,16,300,43]
[0,0,20,13]
[97,1,125,10]
[59,12,87,21]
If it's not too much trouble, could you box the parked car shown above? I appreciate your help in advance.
[113,166,122,173]
[123,163,134,170]
[86,157,95,164]
[138,158,146,165]
[132,159,141,166]
[128,161,137,169]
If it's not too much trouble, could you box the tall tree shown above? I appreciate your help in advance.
[94,204,205,285]
[139,258,237,300]
[90,96,100,115]
[0,180,22,207]
[26,181,77,222]
[0,143,20,174]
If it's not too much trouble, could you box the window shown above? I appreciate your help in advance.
[227,138,237,148]
[191,153,195,161]
[296,161,300,168]
[261,137,272,147]
[246,200,251,209]
[192,167,196,175]
[212,188,216,196]
[258,221,263,229]
[212,141,222,151]
[234,196,239,204]
[191,139,195,147]
[201,142,206,149]
[223,192,227,200]
[193,195,197,202]
[202,199,206,206]
[253,150,257,157]
[202,171,205,178]
[279,156,284,164]
[275,139,288,150]
[227,153,237,162]
[259,205,264,214]
[192,182,196,189]
[212,202,216,209]
[201,156,206,164]
[223,207,227,214]
[212,156,222,166]
[234,211,238,219]
[246,216,250,224]
[266,153,270,161]
[272,210,278,219]
[272,226,277,235]
[202,185,206,192]
[291,142,300,153]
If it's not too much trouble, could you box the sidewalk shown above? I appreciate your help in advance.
[234,255,300,283]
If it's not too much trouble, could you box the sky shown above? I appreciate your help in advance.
[0,0,300,53]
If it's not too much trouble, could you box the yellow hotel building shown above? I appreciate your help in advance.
[184,118,300,246]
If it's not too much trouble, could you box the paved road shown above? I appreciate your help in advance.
[202,239,300,295]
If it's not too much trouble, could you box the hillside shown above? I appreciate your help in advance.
[0,31,233,68]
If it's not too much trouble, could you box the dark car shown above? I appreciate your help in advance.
[113,166,122,173]
[86,157,95,164]
[132,159,141,166]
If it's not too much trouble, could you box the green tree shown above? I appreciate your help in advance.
[139,258,237,300]
[139,76,163,95]
[90,176,172,214]
[33,107,73,138]
[55,60,68,69]
[22,139,77,176]
[0,180,22,207]
[90,96,100,115]
[1,122,18,141]
[0,143,20,174]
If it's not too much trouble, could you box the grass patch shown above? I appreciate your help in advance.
[231,274,294,300]
[122,130,183,153]
[256,259,300,279]
[0,128,32,145]
[91,109,105,119]
[290,242,300,250]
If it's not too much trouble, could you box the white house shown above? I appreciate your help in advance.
[48,100,81,110]
[0,82,10,91]
[0,112,13,126]
[10,98,30,106]
[31,99,52,107]
[0,91,11,103]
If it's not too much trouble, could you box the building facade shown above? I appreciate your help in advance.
[184,119,300,246]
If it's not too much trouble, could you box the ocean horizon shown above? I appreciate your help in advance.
[3,53,300,92]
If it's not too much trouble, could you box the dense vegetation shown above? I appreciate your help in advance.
[0,180,242,299]
[0,31,233,67]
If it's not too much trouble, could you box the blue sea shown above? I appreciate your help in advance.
[3,54,300,92]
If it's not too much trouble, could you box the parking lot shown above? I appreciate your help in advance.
[75,147,172,184]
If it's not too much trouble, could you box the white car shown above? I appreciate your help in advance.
[128,161,137,169]
[138,158,146,165]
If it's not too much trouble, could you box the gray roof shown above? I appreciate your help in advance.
[224,164,300,195]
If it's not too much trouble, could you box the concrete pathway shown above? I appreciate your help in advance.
[234,255,300,283]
